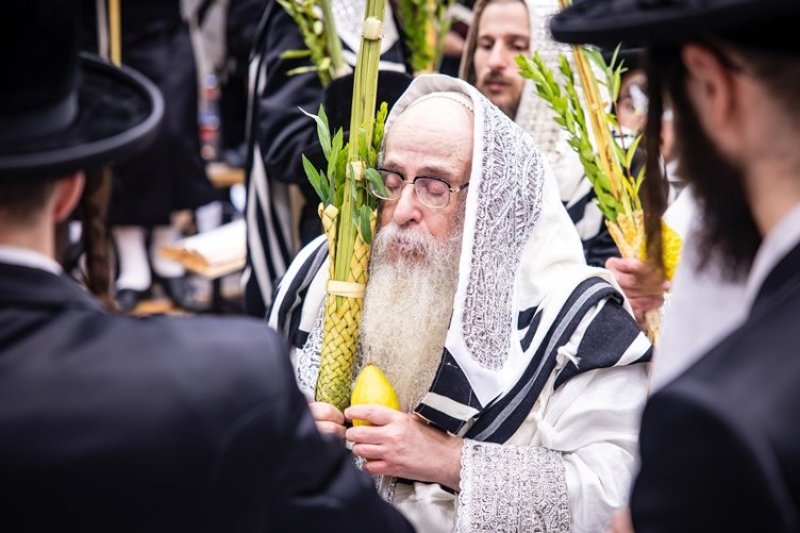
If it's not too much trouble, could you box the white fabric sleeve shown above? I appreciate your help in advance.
[541,364,649,533]
[456,363,648,533]
[457,440,570,532]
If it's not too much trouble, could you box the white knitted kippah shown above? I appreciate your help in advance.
[405,90,475,114]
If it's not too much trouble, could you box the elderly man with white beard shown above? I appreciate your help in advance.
[268,74,651,533]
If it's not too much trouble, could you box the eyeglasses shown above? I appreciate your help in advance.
[369,168,470,209]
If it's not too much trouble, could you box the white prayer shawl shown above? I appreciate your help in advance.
[269,75,651,532]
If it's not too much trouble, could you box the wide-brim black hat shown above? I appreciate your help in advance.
[550,0,800,49]
[601,45,644,72]
[0,53,163,180]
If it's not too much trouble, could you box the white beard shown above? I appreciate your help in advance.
[359,222,462,413]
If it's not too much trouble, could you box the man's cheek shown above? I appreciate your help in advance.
[378,204,394,227]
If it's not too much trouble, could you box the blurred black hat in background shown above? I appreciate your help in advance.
[0,0,163,180]
[550,0,800,54]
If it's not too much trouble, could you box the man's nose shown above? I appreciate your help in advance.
[391,183,422,226]
[487,43,507,70]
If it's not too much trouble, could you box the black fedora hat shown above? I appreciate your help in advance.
[601,44,645,72]
[0,0,163,180]
[550,0,800,49]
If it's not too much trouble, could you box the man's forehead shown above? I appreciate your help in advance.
[381,155,462,178]
[483,0,527,12]
[381,143,468,181]
[381,97,473,182]
[384,96,473,144]
[402,92,475,116]
[478,0,530,34]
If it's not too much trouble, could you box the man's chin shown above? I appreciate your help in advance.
[480,86,507,103]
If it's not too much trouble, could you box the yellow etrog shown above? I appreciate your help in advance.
[350,364,400,426]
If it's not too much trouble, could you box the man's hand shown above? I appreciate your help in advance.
[607,507,635,533]
[309,401,347,440]
[344,405,463,491]
[606,257,670,324]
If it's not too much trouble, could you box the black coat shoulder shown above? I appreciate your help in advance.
[631,273,800,533]
[0,266,412,532]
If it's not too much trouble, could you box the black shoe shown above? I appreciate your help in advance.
[159,276,207,312]
[115,288,150,313]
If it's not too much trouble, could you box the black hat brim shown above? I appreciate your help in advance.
[0,53,163,180]
[601,46,645,72]
[550,0,800,47]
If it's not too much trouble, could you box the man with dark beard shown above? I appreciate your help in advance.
[551,1,800,531]
[269,74,652,532]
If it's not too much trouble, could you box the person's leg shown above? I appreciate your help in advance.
[113,226,151,311]
[150,225,185,279]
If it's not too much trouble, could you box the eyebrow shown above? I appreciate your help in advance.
[477,32,530,41]
[380,161,460,182]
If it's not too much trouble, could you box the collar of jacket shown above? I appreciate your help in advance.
[0,262,106,313]
[751,240,800,319]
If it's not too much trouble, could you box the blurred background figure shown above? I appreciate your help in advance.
[242,0,410,317]
[610,47,647,136]
[82,0,217,312]
[438,0,475,76]
[601,46,693,327]
[460,0,620,267]
[223,0,270,168]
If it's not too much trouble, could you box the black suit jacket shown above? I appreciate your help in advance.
[631,242,800,532]
[0,263,412,532]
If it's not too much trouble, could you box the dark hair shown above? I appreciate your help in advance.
[736,48,800,133]
[642,47,670,275]
[643,42,787,280]
[76,168,114,310]
[0,179,57,225]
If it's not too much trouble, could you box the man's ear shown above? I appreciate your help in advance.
[681,43,741,153]
[52,171,86,223]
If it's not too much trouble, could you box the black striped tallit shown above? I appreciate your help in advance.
[413,278,651,439]
[270,245,652,443]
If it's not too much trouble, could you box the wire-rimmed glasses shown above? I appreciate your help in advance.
[368,168,469,209]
